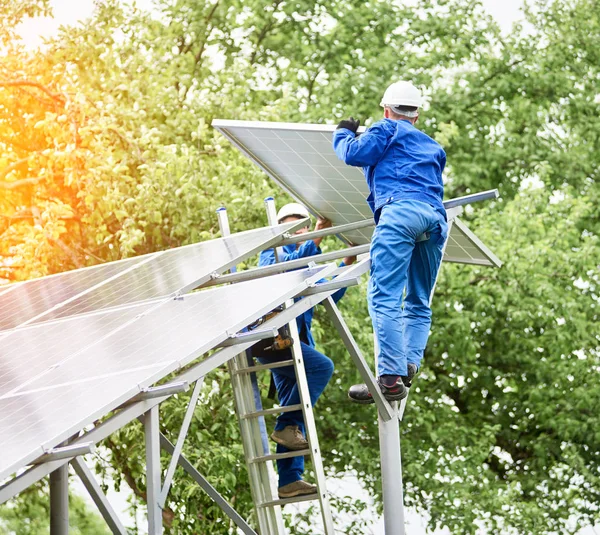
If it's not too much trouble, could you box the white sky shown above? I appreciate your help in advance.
[18,0,528,48]
[15,2,600,534]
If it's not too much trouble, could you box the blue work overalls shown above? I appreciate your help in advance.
[333,118,448,377]
[257,241,346,487]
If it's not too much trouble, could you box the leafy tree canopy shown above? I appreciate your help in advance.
[1,0,599,533]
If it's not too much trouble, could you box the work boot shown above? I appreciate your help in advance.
[278,479,318,499]
[348,373,413,404]
[402,363,418,388]
[270,425,308,451]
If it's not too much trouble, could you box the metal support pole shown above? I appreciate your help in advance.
[144,406,163,535]
[379,406,405,535]
[49,464,69,535]
[373,330,405,535]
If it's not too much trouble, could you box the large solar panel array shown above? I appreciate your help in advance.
[0,267,329,481]
[0,222,303,332]
[0,220,320,480]
[212,120,501,267]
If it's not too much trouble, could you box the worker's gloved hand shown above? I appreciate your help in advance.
[337,117,360,133]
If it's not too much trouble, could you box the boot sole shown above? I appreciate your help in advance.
[348,394,375,405]
[270,435,309,451]
[278,488,318,499]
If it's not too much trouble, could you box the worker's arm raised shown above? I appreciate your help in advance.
[258,240,321,266]
[332,120,390,167]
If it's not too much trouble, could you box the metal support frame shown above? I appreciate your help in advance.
[322,295,394,421]
[0,238,370,535]
[144,406,163,535]
[50,463,69,535]
[204,244,369,287]
[159,434,258,535]
[34,442,94,464]
[159,378,204,507]
[72,457,128,535]
[218,328,278,347]
[280,218,374,246]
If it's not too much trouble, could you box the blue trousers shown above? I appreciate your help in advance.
[369,200,447,377]
[257,342,334,487]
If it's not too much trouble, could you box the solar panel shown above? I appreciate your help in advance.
[445,218,502,267]
[213,120,372,245]
[0,266,330,481]
[0,222,302,332]
[0,256,148,332]
[212,120,501,267]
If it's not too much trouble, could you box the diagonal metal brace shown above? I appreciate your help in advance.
[322,297,395,421]
[72,457,128,535]
[159,434,258,535]
[158,377,205,508]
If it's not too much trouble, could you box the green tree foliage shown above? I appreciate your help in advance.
[0,484,111,535]
[1,0,599,533]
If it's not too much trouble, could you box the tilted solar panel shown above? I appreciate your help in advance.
[0,266,331,481]
[0,256,148,332]
[0,221,303,332]
[212,120,501,267]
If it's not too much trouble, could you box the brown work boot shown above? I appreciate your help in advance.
[278,479,318,499]
[270,425,309,451]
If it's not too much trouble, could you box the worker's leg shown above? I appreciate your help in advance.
[258,343,334,486]
[369,200,432,377]
[404,208,447,370]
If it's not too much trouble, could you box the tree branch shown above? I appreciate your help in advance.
[0,80,65,103]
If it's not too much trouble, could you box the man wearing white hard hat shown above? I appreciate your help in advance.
[332,81,448,404]
[254,203,356,499]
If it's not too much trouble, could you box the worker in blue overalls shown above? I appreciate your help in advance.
[332,81,448,404]
[255,202,355,499]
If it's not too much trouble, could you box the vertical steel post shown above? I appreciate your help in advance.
[144,406,163,535]
[49,465,69,535]
[374,332,406,535]
[264,197,282,262]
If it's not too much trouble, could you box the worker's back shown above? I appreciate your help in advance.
[333,118,446,221]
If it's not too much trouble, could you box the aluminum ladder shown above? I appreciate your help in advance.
[217,201,335,535]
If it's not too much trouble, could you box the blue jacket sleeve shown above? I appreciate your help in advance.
[332,122,390,167]
[258,240,320,267]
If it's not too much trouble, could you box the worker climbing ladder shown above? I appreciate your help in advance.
[217,199,335,534]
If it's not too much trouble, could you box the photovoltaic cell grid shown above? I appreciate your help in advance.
[0,221,302,332]
[213,119,501,267]
[213,120,373,245]
[0,267,326,481]
[0,256,147,332]
[445,218,501,267]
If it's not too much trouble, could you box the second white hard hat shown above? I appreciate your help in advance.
[380,81,422,110]
[276,202,310,223]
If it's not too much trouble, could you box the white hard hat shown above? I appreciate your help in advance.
[276,202,310,223]
[380,81,422,117]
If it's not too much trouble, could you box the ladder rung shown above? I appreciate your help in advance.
[250,449,310,463]
[243,404,302,419]
[234,359,295,374]
[258,493,322,508]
